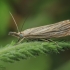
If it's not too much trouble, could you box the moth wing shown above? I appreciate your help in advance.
[23,20,70,38]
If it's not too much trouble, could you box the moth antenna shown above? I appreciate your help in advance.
[20,17,28,33]
[9,12,19,32]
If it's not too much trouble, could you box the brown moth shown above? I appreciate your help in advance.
[9,12,70,43]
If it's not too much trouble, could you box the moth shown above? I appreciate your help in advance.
[9,12,70,43]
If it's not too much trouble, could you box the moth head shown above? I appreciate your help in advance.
[9,32,23,38]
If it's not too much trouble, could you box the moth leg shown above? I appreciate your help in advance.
[15,37,25,44]
[17,38,21,43]
[18,37,25,44]
[48,39,59,47]
[40,39,50,42]
[41,39,59,47]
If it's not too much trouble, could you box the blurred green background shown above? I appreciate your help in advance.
[0,0,70,70]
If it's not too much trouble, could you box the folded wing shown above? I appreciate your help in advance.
[23,20,70,38]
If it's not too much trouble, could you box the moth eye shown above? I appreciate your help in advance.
[19,34,23,38]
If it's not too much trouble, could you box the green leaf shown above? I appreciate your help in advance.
[0,41,70,62]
